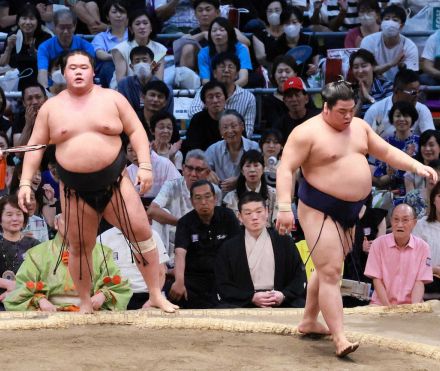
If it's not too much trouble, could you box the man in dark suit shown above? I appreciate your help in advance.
[215,192,306,308]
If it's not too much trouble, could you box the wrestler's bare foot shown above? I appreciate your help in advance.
[146,294,179,313]
[334,335,359,358]
[297,320,331,336]
[79,300,94,314]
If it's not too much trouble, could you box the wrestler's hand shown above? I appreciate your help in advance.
[252,292,277,308]
[91,292,106,310]
[136,168,153,194]
[276,211,295,235]
[148,293,179,313]
[415,164,438,183]
[18,185,32,213]
[39,298,57,312]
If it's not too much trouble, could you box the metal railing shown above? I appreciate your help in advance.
[0,30,435,43]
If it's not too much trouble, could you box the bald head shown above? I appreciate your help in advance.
[391,203,417,219]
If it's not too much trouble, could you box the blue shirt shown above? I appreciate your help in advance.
[205,137,260,180]
[37,35,96,70]
[92,28,128,53]
[374,133,419,184]
[357,76,393,119]
[198,42,252,80]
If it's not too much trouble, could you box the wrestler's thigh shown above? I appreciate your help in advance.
[298,200,351,271]
[59,182,100,250]
[103,175,151,241]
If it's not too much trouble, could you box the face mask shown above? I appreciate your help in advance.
[381,20,400,38]
[51,69,66,85]
[284,24,300,39]
[359,14,376,26]
[267,12,281,26]
[133,62,151,79]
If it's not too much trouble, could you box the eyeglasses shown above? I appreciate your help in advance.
[400,89,419,96]
[184,165,208,173]
[391,218,415,225]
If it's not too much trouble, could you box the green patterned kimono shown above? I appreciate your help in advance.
[4,234,132,311]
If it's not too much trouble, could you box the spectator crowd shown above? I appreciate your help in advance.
[0,0,439,312]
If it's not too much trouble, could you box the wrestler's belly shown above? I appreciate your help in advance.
[55,133,123,173]
[302,156,372,202]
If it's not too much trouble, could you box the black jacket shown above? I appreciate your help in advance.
[215,228,306,308]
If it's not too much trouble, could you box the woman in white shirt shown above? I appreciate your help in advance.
[413,181,440,294]
[111,9,167,85]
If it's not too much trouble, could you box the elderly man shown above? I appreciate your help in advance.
[365,204,433,306]
[169,180,240,308]
[216,192,306,308]
[364,68,434,139]
[4,214,132,312]
[37,8,95,88]
[188,52,256,137]
[276,80,437,357]
[18,50,176,314]
[148,149,222,264]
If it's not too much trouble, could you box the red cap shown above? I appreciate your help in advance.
[283,77,306,93]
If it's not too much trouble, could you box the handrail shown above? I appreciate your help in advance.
[0,30,435,43]
[5,85,440,99]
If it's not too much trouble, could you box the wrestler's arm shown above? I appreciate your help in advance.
[18,103,51,211]
[365,122,438,183]
[276,127,311,204]
[117,92,150,163]
[115,92,152,193]
[276,127,311,233]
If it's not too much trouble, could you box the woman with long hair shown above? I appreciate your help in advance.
[261,54,297,128]
[413,181,440,295]
[92,0,129,88]
[0,4,52,89]
[405,130,440,193]
[198,17,252,87]
[223,149,277,227]
[259,128,284,188]
[111,8,166,84]
[349,48,393,118]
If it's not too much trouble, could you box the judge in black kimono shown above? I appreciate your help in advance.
[215,192,306,308]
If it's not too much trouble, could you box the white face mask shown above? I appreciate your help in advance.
[381,19,400,38]
[267,12,281,26]
[133,62,151,79]
[359,14,376,27]
[51,69,66,85]
[284,24,300,39]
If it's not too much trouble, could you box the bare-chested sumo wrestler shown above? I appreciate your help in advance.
[17,50,178,314]
[276,81,438,357]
